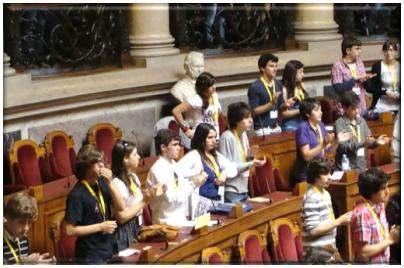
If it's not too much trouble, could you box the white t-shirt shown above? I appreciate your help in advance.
[147,157,193,226]
[112,174,143,225]
[375,61,400,112]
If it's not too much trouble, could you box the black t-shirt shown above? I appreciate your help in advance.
[65,179,113,264]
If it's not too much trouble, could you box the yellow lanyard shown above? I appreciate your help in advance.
[295,86,305,102]
[172,172,179,191]
[312,186,335,221]
[309,122,323,145]
[260,77,275,102]
[129,175,141,197]
[209,95,219,124]
[348,63,358,78]
[232,130,247,162]
[206,156,221,179]
[4,234,21,264]
[350,123,361,143]
[82,180,106,220]
[363,199,387,239]
[387,64,398,90]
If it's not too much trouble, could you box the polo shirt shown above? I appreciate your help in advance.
[295,120,328,180]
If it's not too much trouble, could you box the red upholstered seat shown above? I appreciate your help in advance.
[249,156,291,197]
[238,230,271,264]
[218,114,228,136]
[87,123,123,167]
[201,247,229,264]
[269,218,303,263]
[8,140,51,187]
[51,212,76,264]
[168,120,180,137]
[142,205,153,226]
[44,130,76,180]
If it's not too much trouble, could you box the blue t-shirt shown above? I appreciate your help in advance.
[295,120,328,180]
[247,78,282,130]
[65,179,113,264]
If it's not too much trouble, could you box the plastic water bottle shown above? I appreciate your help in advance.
[341,154,350,171]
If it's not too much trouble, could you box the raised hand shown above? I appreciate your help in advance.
[253,156,266,167]
[337,130,353,143]
[376,134,391,146]
[99,167,113,183]
[336,211,352,226]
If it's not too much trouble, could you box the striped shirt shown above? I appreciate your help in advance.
[3,234,29,265]
[301,186,336,248]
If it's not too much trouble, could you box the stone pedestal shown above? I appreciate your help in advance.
[128,4,179,58]
[294,4,342,44]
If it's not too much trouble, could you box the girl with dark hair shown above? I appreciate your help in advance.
[177,123,237,218]
[366,40,400,113]
[279,60,308,131]
[172,72,222,149]
[111,140,162,253]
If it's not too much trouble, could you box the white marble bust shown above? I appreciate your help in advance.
[170,51,205,102]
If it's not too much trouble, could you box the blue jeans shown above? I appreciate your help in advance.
[224,191,249,203]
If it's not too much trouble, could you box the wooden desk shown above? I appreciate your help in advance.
[327,163,400,262]
[127,191,302,264]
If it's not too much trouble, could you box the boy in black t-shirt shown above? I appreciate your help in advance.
[65,145,125,264]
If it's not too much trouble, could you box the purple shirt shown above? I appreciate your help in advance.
[295,120,328,180]
[331,58,367,115]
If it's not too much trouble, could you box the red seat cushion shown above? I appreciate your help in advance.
[17,145,42,186]
[208,253,223,264]
[52,136,73,177]
[245,235,265,264]
[277,224,299,262]
[255,161,276,194]
[55,221,76,263]
[96,128,115,166]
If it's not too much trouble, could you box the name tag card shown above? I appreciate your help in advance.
[270,110,278,119]
[357,147,365,157]
[352,87,361,95]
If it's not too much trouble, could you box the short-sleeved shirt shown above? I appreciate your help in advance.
[295,120,328,180]
[3,234,29,264]
[248,78,282,130]
[65,179,113,264]
[335,116,372,171]
[351,201,390,263]
[331,59,367,115]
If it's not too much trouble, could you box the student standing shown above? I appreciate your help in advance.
[248,53,282,135]
[302,158,352,263]
[351,168,399,263]
[335,92,391,171]
[219,102,266,203]
[65,145,125,264]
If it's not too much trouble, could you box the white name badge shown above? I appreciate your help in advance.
[352,87,361,95]
[357,147,365,157]
[270,110,278,119]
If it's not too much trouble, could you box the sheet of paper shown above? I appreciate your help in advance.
[248,197,271,203]
[331,170,344,181]
[118,248,140,257]
[194,213,211,230]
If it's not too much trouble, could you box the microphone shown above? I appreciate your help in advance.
[209,199,222,226]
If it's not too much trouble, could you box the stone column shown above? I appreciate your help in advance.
[4,53,16,76]
[294,4,342,44]
[128,3,179,58]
